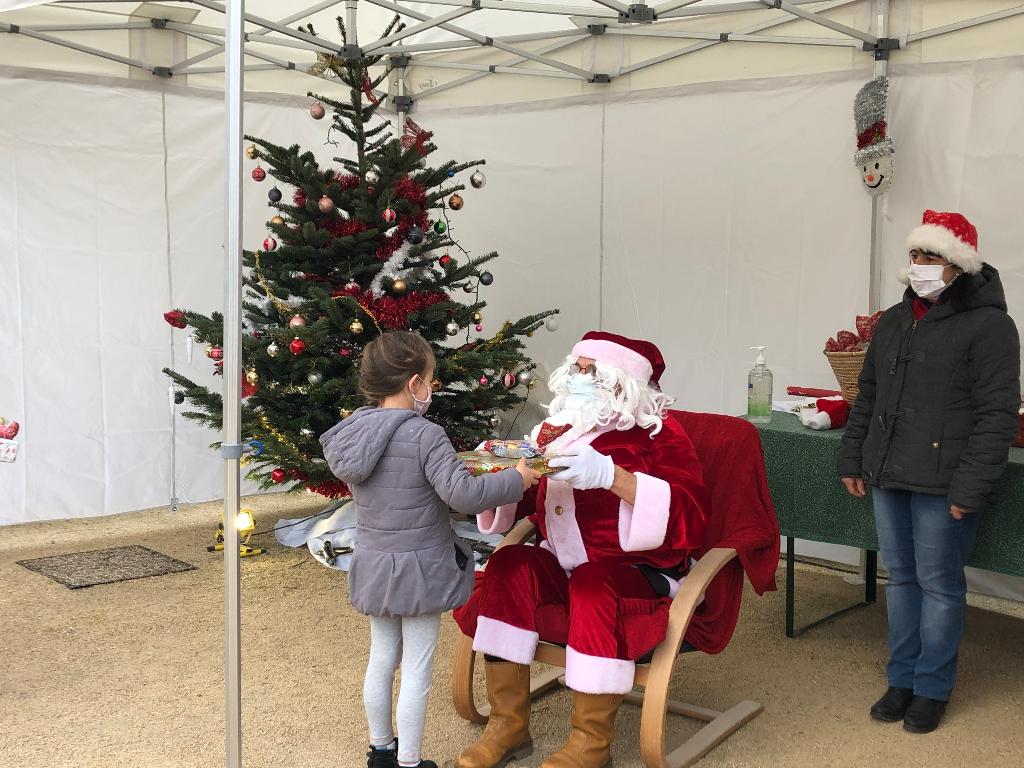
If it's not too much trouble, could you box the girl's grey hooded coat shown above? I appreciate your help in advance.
[320,406,524,617]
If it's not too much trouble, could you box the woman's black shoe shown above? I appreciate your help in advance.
[903,696,948,733]
[870,686,914,722]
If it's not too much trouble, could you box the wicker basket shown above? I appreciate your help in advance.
[824,349,867,406]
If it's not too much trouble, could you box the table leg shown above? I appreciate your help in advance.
[865,549,878,604]
[786,537,795,639]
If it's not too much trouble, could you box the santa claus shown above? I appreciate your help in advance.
[454,331,709,768]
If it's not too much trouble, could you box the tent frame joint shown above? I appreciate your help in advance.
[150,18,168,30]
[390,54,411,67]
[341,43,363,59]
[590,72,612,83]
[619,4,657,23]
[152,65,173,77]
[393,94,413,112]
[589,24,607,35]
[863,36,899,60]
[7,24,19,34]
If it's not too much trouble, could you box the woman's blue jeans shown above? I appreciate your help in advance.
[872,488,980,701]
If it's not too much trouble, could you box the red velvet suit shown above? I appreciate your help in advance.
[453,416,708,694]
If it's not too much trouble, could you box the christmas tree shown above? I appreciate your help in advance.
[164,16,557,499]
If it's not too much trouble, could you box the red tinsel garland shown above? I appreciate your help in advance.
[307,479,351,499]
[356,290,449,330]
[401,118,433,156]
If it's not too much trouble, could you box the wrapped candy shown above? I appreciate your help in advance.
[478,439,543,459]
[457,452,560,477]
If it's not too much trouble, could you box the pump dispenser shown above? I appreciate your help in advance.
[747,346,773,423]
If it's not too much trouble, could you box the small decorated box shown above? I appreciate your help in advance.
[0,438,19,463]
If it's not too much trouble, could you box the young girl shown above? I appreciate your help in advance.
[320,330,540,768]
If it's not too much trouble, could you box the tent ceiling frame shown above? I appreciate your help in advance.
[4,1,1023,98]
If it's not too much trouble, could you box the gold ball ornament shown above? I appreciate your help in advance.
[271,215,285,226]
[431,378,441,392]
[339,408,353,419]
[448,193,464,211]
[392,278,407,295]
[245,144,259,160]
[350,319,364,335]
[472,311,482,323]
[245,369,259,385]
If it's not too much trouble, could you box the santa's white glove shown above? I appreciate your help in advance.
[547,445,615,491]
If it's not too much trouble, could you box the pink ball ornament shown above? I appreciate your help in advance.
[475,324,483,332]
[382,207,397,225]
[263,236,277,251]
[479,376,489,387]
[318,195,335,213]
[288,315,306,329]
[342,281,361,296]
[309,101,326,120]
[501,372,517,389]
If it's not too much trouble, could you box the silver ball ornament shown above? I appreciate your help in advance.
[289,315,306,329]
[267,342,280,357]
[300,428,315,438]
[518,371,534,386]
[470,171,487,189]
[307,372,323,385]
[489,415,501,428]
[446,321,460,337]
[365,170,380,185]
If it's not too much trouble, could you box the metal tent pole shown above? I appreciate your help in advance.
[222,0,245,765]
[868,0,890,315]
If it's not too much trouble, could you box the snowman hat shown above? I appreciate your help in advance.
[853,76,894,166]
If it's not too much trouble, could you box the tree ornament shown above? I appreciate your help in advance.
[267,342,280,357]
[489,414,500,428]
[270,215,285,226]
[290,337,306,355]
[475,324,483,332]
[350,319,364,334]
[392,278,408,295]
[479,271,494,286]
[448,193,464,211]
[271,468,287,483]
[433,220,447,235]
[174,391,185,405]
[446,321,460,336]
[431,378,441,392]
[407,225,424,245]
[307,372,323,385]
[545,316,559,332]
[300,428,315,438]
[382,207,397,225]
[309,101,326,120]
[318,195,335,213]
[470,171,487,189]
[342,281,361,296]
[479,376,489,387]
[245,144,258,160]
[288,315,306,329]
[463,284,475,294]
[365,169,380,185]
[339,408,353,419]
[251,166,266,182]
[518,371,534,385]
[439,254,452,267]
[263,236,277,252]
[501,372,517,389]
[339,346,352,357]
[472,311,482,323]
[447,169,456,178]
[206,345,223,360]
[163,310,186,329]
[268,187,282,203]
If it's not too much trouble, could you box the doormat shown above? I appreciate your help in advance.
[16,545,196,589]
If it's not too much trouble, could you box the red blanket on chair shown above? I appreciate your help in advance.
[670,411,780,654]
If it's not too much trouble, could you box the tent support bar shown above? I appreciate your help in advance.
[0,22,153,72]
[374,28,587,56]
[621,0,855,75]
[413,36,584,98]
[365,0,597,79]
[653,0,705,15]
[765,0,878,45]
[184,62,280,73]
[408,60,581,78]
[26,22,154,31]
[167,21,332,54]
[591,0,630,14]
[362,7,478,54]
[606,27,859,46]
[365,0,619,19]
[658,0,827,18]
[907,5,1024,43]
[188,0,345,53]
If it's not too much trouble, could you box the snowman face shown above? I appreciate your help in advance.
[860,155,894,195]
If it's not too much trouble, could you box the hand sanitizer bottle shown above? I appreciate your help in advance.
[747,346,773,424]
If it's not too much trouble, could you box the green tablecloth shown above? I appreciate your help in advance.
[757,412,1024,578]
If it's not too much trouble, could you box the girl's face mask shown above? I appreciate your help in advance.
[410,376,432,416]
[907,263,949,301]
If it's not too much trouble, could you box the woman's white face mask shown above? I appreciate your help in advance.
[907,263,949,301]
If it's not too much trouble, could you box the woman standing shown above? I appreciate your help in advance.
[838,210,1020,734]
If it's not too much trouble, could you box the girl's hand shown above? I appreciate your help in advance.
[841,477,866,498]
[516,457,541,491]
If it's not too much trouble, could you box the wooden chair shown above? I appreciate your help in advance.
[452,412,769,768]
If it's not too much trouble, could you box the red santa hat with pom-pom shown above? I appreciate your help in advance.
[900,210,981,284]
[571,331,665,386]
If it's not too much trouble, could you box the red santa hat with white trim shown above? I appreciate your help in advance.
[571,331,665,386]
[901,210,982,284]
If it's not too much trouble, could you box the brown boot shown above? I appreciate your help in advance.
[540,692,624,768]
[456,661,534,768]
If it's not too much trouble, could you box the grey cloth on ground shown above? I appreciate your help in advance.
[320,406,524,616]
[364,613,442,765]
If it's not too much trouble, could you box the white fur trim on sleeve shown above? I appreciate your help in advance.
[617,472,671,552]
[477,503,518,535]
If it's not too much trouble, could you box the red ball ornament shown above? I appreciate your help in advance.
[163,310,186,329]
[206,345,223,360]
[339,347,352,357]
[289,337,306,355]
[318,195,335,213]
[382,207,397,225]
[271,468,287,483]
[251,167,266,182]
[479,376,489,387]
[439,254,452,267]
[263,236,278,252]
[342,281,361,296]
[501,372,517,389]
[309,101,326,120]
[476,324,483,332]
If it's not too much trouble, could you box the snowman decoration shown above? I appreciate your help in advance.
[853,76,894,196]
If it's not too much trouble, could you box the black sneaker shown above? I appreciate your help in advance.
[367,742,398,768]
[870,686,914,722]
[903,696,948,734]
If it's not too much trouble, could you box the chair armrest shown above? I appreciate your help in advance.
[669,547,737,622]
[496,518,537,550]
